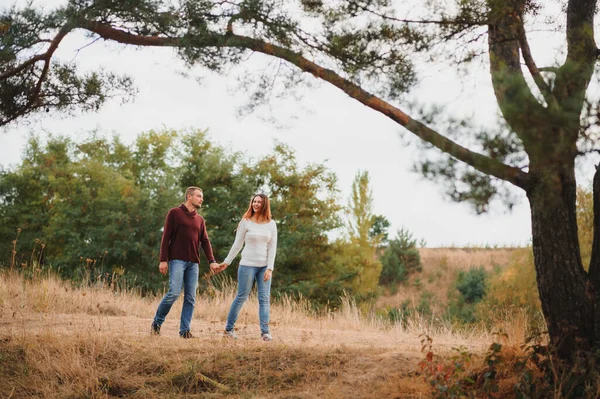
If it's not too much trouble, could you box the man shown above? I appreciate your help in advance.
[151,186,220,338]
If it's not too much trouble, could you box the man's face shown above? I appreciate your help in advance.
[189,190,204,209]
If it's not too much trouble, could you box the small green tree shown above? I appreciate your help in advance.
[379,228,422,287]
[456,266,488,304]
[448,266,489,323]
[369,214,390,248]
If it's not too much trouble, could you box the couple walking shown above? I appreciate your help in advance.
[150,187,277,342]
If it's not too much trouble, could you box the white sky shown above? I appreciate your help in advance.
[0,0,563,248]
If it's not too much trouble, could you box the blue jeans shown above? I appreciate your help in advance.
[153,260,199,335]
[226,265,271,334]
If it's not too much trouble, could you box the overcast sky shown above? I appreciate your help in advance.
[0,0,560,247]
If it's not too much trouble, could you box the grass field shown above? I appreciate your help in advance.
[0,248,541,398]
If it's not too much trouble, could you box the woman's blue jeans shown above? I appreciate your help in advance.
[153,260,199,335]
[226,265,271,334]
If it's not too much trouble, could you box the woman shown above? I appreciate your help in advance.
[219,193,277,341]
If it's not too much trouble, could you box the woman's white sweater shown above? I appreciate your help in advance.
[223,219,278,270]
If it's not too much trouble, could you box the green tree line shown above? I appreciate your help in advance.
[1,129,419,307]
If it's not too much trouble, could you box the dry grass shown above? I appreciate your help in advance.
[419,247,516,273]
[0,263,536,398]
[376,247,519,312]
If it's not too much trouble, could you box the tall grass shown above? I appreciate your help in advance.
[0,264,542,350]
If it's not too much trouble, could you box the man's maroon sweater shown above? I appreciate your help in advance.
[159,204,216,264]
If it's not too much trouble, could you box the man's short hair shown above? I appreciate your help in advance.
[185,186,203,201]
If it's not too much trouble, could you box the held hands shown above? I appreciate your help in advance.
[216,262,229,273]
[209,262,220,273]
[209,262,228,274]
[207,262,272,280]
[158,261,168,275]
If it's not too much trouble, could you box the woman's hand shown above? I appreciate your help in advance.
[264,269,272,281]
[218,262,229,273]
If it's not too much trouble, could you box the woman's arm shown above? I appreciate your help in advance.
[223,219,247,266]
[266,221,278,271]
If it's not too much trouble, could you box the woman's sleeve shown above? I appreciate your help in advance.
[223,219,247,265]
[267,222,277,271]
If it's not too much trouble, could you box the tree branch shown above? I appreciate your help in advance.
[0,24,74,126]
[351,1,487,27]
[0,24,72,81]
[553,0,597,124]
[80,21,529,189]
[487,1,550,151]
[0,24,73,80]
[516,19,558,110]
[539,66,559,73]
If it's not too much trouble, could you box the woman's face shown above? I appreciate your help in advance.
[252,196,264,213]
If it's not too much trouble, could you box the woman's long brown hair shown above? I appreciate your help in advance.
[242,193,272,223]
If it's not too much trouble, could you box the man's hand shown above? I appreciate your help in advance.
[264,269,272,281]
[209,262,220,273]
[159,261,168,275]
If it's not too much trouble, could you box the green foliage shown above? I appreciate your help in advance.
[326,240,381,305]
[0,129,356,303]
[446,266,489,323]
[378,228,422,287]
[0,2,134,125]
[456,266,488,304]
[369,214,390,247]
[0,131,180,291]
[176,129,255,265]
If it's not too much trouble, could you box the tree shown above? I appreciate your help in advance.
[0,132,181,290]
[369,214,390,248]
[251,143,343,303]
[176,129,256,262]
[378,228,421,287]
[336,170,382,300]
[2,0,600,358]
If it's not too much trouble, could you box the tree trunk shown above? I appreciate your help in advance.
[528,167,596,358]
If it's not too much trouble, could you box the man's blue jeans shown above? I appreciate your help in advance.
[153,260,199,335]
[226,265,271,334]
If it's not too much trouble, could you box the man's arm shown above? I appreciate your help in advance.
[158,209,175,275]
[199,218,217,267]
